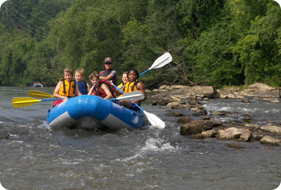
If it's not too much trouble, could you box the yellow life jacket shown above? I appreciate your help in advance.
[58,79,76,97]
[123,81,139,93]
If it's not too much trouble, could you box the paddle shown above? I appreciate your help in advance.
[29,90,54,98]
[22,90,143,108]
[134,104,165,129]
[12,97,62,108]
[139,52,172,77]
[108,91,144,101]
[29,90,144,102]
[114,86,165,129]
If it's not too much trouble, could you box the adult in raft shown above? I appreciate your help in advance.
[99,57,117,85]
[118,69,147,111]
[53,68,82,107]
[88,72,114,100]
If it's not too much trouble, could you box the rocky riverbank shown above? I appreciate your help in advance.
[151,83,281,146]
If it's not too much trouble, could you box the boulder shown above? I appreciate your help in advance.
[260,124,281,135]
[239,83,278,99]
[201,129,217,138]
[180,120,214,135]
[185,86,215,98]
[167,102,182,109]
[217,127,252,141]
[247,83,275,91]
[216,87,240,99]
[260,136,280,146]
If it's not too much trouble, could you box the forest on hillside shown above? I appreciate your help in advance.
[0,0,281,88]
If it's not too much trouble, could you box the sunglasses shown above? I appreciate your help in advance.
[105,62,112,65]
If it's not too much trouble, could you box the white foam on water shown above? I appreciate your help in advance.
[141,138,178,152]
[116,137,179,162]
[115,153,144,162]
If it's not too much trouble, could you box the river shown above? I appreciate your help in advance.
[0,87,280,190]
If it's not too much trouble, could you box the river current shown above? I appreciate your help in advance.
[0,87,280,190]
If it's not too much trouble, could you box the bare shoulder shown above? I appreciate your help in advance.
[137,81,144,87]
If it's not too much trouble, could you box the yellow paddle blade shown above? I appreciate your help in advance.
[29,90,54,98]
[12,97,42,108]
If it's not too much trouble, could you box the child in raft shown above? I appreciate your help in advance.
[53,68,82,106]
[75,68,90,95]
[117,71,128,89]
[118,69,147,111]
[88,72,114,100]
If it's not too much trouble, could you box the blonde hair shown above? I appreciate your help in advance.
[75,68,85,76]
[64,68,73,75]
[89,71,99,80]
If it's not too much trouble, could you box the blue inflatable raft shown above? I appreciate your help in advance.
[47,95,144,130]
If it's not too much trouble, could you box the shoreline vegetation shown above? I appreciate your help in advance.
[1,1,281,89]
[150,83,281,146]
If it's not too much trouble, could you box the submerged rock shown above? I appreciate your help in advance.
[227,143,245,149]
[0,133,9,139]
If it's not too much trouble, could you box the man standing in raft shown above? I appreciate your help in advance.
[118,69,147,111]
[53,68,82,107]
[99,57,117,85]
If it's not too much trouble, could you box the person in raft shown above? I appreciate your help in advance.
[88,72,114,100]
[118,69,147,111]
[117,71,128,89]
[53,68,82,107]
[75,68,90,95]
[99,57,117,85]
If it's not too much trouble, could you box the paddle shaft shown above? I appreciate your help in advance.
[139,69,150,77]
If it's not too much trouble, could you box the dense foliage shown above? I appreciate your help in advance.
[0,0,281,88]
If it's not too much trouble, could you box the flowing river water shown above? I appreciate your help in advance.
[0,86,280,190]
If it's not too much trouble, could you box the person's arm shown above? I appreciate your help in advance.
[53,81,68,101]
[101,84,113,99]
[131,82,147,104]
[88,86,94,95]
[86,83,90,94]
[99,70,116,81]
[75,85,82,96]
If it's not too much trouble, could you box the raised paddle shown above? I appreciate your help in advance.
[12,97,62,108]
[29,90,54,98]
[139,52,172,77]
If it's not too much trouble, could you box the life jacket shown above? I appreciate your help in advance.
[118,82,125,89]
[123,81,139,93]
[92,80,117,98]
[99,69,117,85]
[53,79,76,107]
[75,80,88,95]
[92,85,107,98]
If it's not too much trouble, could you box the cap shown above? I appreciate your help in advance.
[104,57,112,64]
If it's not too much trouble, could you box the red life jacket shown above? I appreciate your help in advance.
[92,84,107,98]
[92,80,117,98]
